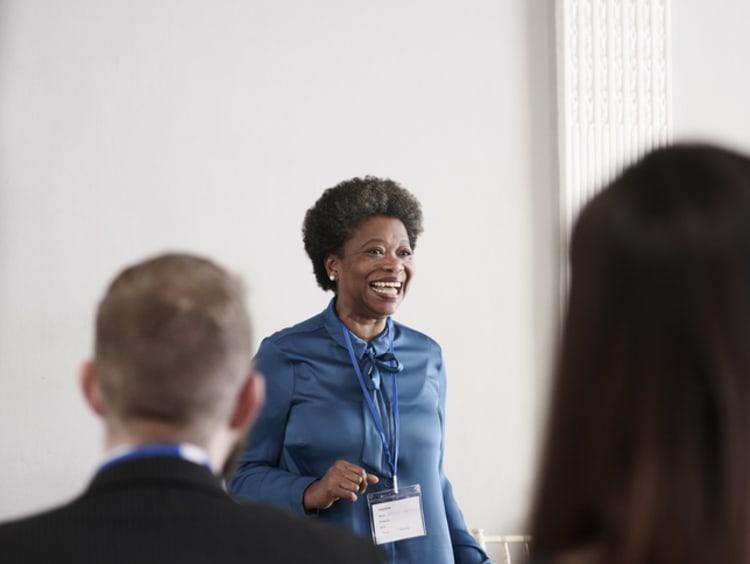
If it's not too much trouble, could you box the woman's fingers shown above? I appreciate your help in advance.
[328,460,378,499]
[302,460,383,510]
[329,462,365,498]
[356,473,379,493]
[363,473,379,490]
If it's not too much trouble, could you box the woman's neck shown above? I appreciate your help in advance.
[335,305,386,341]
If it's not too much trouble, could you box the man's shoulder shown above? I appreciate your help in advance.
[0,496,383,564]
[0,501,82,561]
[0,498,76,533]
[221,500,384,563]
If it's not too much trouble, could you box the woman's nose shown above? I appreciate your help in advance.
[384,255,404,272]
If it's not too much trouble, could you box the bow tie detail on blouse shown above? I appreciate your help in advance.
[362,347,404,391]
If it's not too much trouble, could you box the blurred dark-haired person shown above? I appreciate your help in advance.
[0,253,383,564]
[529,143,750,564]
[228,177,489,563]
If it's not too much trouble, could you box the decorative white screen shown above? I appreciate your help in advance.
[556,0,672,248]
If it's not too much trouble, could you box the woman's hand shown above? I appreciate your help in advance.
[303,460,379,511]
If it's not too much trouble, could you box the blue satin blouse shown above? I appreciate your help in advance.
[227,299,490,564]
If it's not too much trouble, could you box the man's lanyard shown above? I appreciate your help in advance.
[340,317,401,491]
[98,443,212,473]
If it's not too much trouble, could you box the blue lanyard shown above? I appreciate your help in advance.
[98,443,212,473]
[340,318,400,491]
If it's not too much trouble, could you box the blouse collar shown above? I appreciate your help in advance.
[321,297,394,359]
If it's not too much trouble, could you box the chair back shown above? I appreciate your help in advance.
[471,529,532,564]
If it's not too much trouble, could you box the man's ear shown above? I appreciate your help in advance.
[80,360,104,417]
[229,372,266,433]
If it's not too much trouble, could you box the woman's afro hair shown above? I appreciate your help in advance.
[303,176,423,291]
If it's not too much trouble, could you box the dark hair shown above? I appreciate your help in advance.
[95,253,252,441]
[529,144,750,564]
[303,176,423,291]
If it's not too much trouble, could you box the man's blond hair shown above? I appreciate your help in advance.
[94,253,252,442]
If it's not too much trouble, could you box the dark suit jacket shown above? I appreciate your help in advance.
[0,456,384,563]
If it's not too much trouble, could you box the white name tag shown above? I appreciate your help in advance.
[367,484,426,545]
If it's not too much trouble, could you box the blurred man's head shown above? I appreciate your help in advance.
[81,253,263,465]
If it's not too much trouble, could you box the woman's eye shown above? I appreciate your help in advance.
[399,249,413,257]
[367,248,385,255]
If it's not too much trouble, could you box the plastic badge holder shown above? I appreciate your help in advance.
[367,483,427,545]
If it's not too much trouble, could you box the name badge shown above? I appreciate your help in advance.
[367,484,426,545]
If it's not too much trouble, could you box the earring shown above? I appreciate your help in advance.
[329,275,336,282]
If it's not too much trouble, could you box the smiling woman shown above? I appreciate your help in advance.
[227,177,490,564]
[325,215,414,340]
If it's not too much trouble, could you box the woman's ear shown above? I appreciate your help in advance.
[325,255,338,281]
[80,360,105,417]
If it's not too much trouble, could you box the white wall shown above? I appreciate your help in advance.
[672,0,750,151]
[0,2,558,553]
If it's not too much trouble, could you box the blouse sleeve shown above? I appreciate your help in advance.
[226,338,317,513]
[437,354,492,564]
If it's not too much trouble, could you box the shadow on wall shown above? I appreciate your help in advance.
[525,0,560,452]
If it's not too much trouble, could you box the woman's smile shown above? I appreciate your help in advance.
[369,279,404,297]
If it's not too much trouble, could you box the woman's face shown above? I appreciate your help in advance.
[326,215,414,323]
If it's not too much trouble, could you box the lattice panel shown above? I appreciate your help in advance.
[557,0,672,242]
